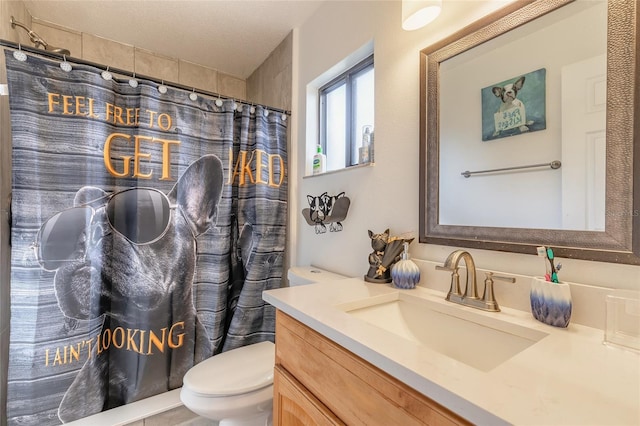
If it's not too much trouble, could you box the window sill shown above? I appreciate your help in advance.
[303,161,375,179]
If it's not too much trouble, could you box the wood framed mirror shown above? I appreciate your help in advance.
[419,0,639,264]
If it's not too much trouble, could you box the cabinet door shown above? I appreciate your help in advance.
[273,365,345,426]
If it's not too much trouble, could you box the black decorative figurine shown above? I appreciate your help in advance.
[365,229,414,283]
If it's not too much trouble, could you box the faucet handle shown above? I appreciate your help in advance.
[435,265,462,297]
[489,272,516,284]
[481,272,516,312]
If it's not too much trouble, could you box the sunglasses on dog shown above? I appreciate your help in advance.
[31,187,175,271]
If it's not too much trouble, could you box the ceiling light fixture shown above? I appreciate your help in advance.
[402,0,442,31]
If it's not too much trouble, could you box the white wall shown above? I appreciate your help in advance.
[291,0,640,292]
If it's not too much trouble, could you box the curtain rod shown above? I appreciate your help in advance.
[0,39,291,116]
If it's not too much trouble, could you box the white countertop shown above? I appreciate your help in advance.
[263,278,640,426]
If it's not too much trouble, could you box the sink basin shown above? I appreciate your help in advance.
[337,291,548,372]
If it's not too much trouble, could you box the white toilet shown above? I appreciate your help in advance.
[180,266,347,426]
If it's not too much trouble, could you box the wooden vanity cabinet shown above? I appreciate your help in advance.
[274,365,345,425]
[273,311,471,426]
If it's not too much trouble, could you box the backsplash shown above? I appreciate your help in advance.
[414,258,613,331]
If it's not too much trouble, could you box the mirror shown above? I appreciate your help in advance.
[419,0,639,264]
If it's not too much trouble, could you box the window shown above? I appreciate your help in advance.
[319,55,374,170]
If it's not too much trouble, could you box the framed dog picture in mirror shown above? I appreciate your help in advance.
[481,68,546,141]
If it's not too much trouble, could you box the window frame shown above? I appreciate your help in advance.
[318,55,374,168]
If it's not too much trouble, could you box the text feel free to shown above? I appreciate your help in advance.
[46,92,285,187]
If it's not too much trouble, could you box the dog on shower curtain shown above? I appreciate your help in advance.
[31,155,251,422]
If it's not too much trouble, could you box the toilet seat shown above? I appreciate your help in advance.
[183,340,275,397]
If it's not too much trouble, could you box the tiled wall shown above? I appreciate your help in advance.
[1,2,246,99]
[0,1,31,46]
[1,1,296,108]
[246,31,292,111]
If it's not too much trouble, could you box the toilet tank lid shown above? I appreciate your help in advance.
[183,341,275,396]
[288,266,349,285]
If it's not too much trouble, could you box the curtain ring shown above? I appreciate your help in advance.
[158,80,168,94]
[129,72,138,88]
[101,66,112,81]
[60,54,72,72]
[13,43,27,62]
[189,88,198,101]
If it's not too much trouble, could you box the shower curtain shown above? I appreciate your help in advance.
[3,51,287,425]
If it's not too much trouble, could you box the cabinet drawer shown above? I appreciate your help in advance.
[275,311,470,426]
[274,365,345,426]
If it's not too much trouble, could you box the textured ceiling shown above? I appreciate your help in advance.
[22,0,325,79]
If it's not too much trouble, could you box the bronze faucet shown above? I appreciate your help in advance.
[436,250,515,312]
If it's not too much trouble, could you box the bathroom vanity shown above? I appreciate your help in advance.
[263,278,640,425]
[273,311,468,425]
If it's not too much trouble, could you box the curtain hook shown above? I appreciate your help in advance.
[250,104,256,114]
[189,88,198,101]
[60,54,72,72]
[101,66,112,81]
[13,43,27,62]
[158,80,168,94]
[263,108,270,117]
[215,94,223,107]
[281,112,287,121]
[231,98,238,111]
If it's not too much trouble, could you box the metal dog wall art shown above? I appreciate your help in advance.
[302,192,350,234]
